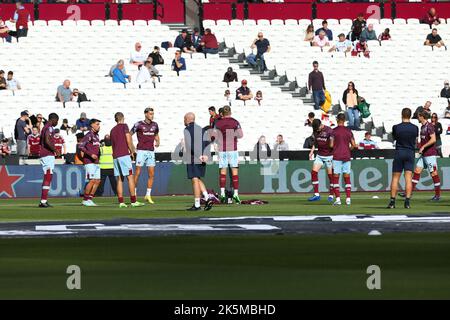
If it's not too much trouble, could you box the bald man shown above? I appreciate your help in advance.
[130,42,146,67]
[183,112,213,211]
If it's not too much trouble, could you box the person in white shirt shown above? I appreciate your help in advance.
[329,33,353,53]
[136,61,154,84]
[6,71,21,90]
[130,42,146,67]
[273,134,289,151]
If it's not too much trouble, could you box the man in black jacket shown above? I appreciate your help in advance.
[440,80,450,99]
[148,46,165,66]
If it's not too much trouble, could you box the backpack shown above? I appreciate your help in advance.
[357,99,371,118]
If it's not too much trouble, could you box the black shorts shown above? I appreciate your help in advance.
[393,150,415,173]
[187,163,206,179]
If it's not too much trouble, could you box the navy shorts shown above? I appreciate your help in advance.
[187,164,206,179]
[393,150,415,173]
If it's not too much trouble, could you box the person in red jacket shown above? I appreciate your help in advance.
[200,28,219,54]
[10,1,30,40]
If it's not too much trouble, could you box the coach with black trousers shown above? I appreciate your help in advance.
[183,112,213,211]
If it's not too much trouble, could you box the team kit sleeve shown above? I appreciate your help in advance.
[130,122,138,134]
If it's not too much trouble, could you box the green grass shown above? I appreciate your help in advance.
[0,192,447,222]
[1,233,450,299]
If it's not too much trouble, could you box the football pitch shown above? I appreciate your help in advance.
[0,192,449,299]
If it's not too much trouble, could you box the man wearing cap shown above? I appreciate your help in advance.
[441,80,450,99]
[148,46,165,66]
[130,107,160,204]
[76,112,90,132]
[14,110,32,157]
[329,33,352,53]
[236,79,253,101]
[191,27,202,51]
[79,119,102,207]
[174,29,195,53]
[200,28,219,54]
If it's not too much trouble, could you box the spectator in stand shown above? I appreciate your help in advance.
[145,57,159,77]
[315,20,333,41]
[72,88,89,104]
[56,80,73,103]
[305,112,315,127]
[304,24,315,43]
[342,81,360,130]
[312,30,330,48]
[246,32,271,71]
[445,101,450,119]
[0,138,11,158]
[130,42,146,68]
[0,19,12,43]
[350,13,366,41]
[35,114,44,132]
[14,110,32,157]
[6,71,21,91]
[136,61,156,85]
[109,60,126,77]
[148,46,164,66]
[378,28,391,41]
[422,7,440,27]
[223,67,238,85]
[253,136,271,161]
[112,63,131,84]
[191,27,202,51]
[174,29,195,53]
[200,28,219,54]
[308,61,326,110]
[413,101,432,119]
[255,90,263,106]
[352,37,370,58]
[273,134,289,151]
[236,79,253,101]
[53,129,66,159]
[171,50,186,73]
[358,132,379,150]
[360,24,377,41]
[27,127,41,159]
[329,33,352,53]
[209,106,220,129]
[76,112,90,132]
[9,1,30,40]
[224,89,232,105]
[0,70,6,90]
[60,119,72,134]
[425,28,445,48]
[441,80,450,98]
[431,113,443,157]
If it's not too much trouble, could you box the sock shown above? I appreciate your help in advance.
[344,176,351,198]
[135,188,137,196]
[195,198,200,208]
[232,175,239,190]
[219,174,226,190]
[83,194,90,201]
[328,173,334,196]
[412,172,420,190]
[202,191,209,200]
[118,197,124,204]
[233,189,239,196]
[89,194,94,201]
[40,171,52,202]
[220,188,225,196]
[390,197,396,203]
[146,188,152,196]
[333,176,340,198]
[311,171,319,195]
[130,195,137,203]
[432,174,441,197]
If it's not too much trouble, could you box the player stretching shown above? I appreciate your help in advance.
[131,107,160,204]
[79,119,102,207]
[110,112,144,208]
[410,111,441,201]
[332,113,357,206]
[387,108,418,209]
[308,119,335,202]
[214,106,243,204]
[38,113,60,208]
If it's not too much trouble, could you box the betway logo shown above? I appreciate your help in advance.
[260,160,450,193]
